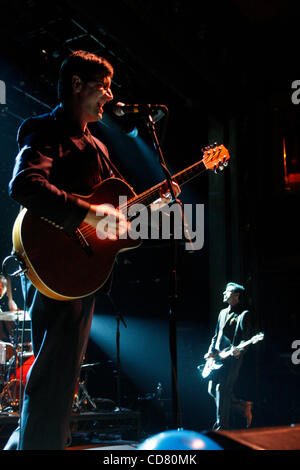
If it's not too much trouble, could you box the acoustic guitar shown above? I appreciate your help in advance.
[12,144,230,300]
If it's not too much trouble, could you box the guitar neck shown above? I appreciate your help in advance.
[221,335,262,359]
[236,338,253,350]
[125,159,207,211]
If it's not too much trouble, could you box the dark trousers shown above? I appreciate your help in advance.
[4,278,95,450]
[208,357,243,430]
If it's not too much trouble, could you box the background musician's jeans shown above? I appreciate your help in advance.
[209,356,243,430]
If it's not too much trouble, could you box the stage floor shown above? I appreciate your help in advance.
[0,408,143,450]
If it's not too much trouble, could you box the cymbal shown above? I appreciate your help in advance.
[0,310,31,321]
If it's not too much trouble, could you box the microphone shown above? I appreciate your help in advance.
[113,102,168,119]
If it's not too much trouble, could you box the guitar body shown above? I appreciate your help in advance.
[200,358,223,379]
[198,332,264,381]
[11,144,231,301]
[12,178,142,301]
[198,357,224,382]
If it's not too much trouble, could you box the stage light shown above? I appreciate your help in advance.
[126,126,138,138]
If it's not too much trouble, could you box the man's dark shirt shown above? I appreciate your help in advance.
[9,104,114,236]
[207,304,252,385]
[208,304,252,356]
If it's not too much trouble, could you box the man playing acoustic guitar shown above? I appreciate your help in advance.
[4,50,180,450]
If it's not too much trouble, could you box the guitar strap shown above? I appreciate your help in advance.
[92,138,128,183]
[90,137,131,293]
[232,310,248,346]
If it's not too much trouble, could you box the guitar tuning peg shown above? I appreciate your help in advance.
[214,164,225,174]
[223,161,228,167]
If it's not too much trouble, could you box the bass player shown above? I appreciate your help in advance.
[204,282,253,430]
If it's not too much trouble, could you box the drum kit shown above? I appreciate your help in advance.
[0,310,33,413]
[0,309,102,414]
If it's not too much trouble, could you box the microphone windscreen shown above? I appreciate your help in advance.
[112,102,125,116]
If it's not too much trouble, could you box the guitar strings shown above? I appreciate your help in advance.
[77,153,227,238]
[79,184,160,238]
[78,160,209,238]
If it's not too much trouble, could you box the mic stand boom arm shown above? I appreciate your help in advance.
[145,107,176,201]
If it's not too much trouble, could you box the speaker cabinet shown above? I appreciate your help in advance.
[205,424,300,450]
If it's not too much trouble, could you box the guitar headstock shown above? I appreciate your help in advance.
[202,143,230,173]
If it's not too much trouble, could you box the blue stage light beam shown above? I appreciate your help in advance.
[90,312,172,395]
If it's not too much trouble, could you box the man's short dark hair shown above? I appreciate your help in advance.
[226,282,246,304]
[226,282,245,295]
[58,50,114,102]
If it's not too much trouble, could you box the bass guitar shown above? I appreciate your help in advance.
[198,332,264,380]
[12,144,230,301]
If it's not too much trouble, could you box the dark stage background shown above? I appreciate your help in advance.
[0,0,300,433]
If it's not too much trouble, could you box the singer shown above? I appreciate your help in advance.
[4,50,176,450]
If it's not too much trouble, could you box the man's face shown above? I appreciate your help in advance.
[223,286,239,306]
[74,75,113,122]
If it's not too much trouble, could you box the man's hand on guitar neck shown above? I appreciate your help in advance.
[151,180,181,211]
[84,204,131,241]
[230,349,241,359]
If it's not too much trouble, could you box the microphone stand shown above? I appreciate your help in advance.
[144,107,184,429]
[106,292,127,410]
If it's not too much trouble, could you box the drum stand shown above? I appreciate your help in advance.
[0,313,32,413]
[73,363,100,412]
